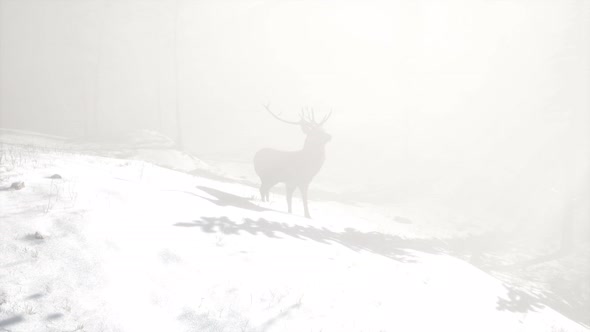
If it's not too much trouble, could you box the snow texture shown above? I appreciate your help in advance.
[0,130,587,332]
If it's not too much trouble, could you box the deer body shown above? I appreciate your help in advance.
[254,105,331,218]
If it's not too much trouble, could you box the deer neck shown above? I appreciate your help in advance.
[302,140,326,158]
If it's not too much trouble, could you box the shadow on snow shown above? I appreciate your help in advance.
[173,186,588,328]
[175,215,448,263]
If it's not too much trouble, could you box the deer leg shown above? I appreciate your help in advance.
[286,183,296,213]
[260,182,270,202]
[300,184,311,219]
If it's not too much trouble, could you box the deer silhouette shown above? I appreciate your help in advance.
[254,105,332,218]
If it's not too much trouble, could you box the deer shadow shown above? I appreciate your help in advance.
[195,186,270,212]
[162,186,271,213]
[190,168,361,206]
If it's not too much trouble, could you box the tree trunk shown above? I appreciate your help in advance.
[560,195,574,253]
[173,0,183,150]
[90,0,108,138]
[0,0,4,128]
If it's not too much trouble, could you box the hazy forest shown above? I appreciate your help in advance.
[0,0,589,331]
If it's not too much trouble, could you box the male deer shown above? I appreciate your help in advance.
[254,105,332,218]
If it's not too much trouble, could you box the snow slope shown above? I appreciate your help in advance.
[0,130,587,332]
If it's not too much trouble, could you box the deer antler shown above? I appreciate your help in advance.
[301,107,313,124]
[318,110,332,126]
[263,104,302,125]
[264,104,331,127]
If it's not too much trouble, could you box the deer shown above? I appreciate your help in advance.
[254,104,332,219]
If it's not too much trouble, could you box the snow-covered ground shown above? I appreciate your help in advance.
[0,129,588,332]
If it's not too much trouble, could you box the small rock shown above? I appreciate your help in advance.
[48,174,62,179]
[34,232,45,240]
[10,181,25,190]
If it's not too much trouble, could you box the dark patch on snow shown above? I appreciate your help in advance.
[47,174,62,179]
[46,313,64,321]
[26,293,44,300]
[0,182,24,191]
[22,232,45,242]
[11,181,25,190]
[0,315,24,328]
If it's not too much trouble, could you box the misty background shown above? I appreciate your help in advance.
[0,0,589,242]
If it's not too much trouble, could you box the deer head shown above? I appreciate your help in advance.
[263,104,332,147]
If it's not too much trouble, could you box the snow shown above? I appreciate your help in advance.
[0,130,587,332]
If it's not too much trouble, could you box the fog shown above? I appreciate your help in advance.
[1,0,589,238]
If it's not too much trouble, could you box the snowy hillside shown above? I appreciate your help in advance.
[0,130,588,332]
